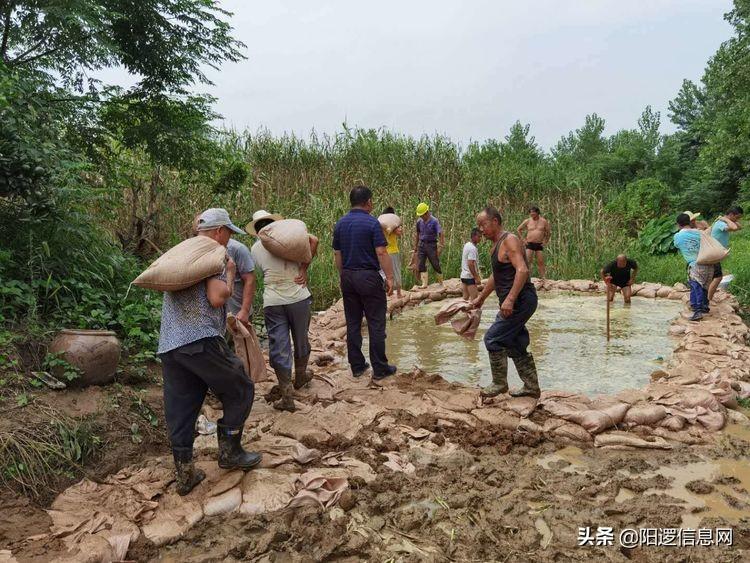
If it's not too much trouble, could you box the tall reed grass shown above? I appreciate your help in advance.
[111,127,686,309]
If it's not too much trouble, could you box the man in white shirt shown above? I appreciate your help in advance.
[247,210,319,412]
[460,228,483,300]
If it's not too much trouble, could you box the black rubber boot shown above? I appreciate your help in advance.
[293,354,313,390]
[173,447,205,496]
[273,368,296,411]
[481,350,509,398]
[509,353,541,398]
[217,425,262,470]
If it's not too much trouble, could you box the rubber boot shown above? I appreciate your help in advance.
[273,368,296,411]
[480,350,509,398]
[173,447,205,496]
[217,425,262,470]
[510,353,541,398]
[419,272,429,289]
[293,354,313,390]
[436,274,444,286]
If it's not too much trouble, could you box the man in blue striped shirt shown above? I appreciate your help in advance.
[333,186,397,380]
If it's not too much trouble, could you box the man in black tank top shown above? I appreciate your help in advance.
[472,207,541,399]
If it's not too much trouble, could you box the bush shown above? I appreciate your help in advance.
[606,178,672,234]
[637,216,679,255]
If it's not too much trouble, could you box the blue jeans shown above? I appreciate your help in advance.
[688,279,707,312]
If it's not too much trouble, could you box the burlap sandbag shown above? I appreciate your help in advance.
[227,315,268,383]
[259,219,312,263]
[132,236,226,291]
[697,230,729,265]
[378,213,402,234]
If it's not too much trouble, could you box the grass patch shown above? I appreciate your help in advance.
[0,402,101,500]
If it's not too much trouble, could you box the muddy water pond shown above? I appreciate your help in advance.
[382,293,683,395]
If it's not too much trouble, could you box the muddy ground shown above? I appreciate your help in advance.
[2,282,749,562]
[2,378,749,562]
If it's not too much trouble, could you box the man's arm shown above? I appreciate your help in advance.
[376,246,394,294]
[629,266,638,285]
[517,219,528,239]
[722,217,741,231]
[468,259,481,284]
[237,271,255,324]
[500,236,529,318]
[601,267,610,283]
[543,219,551,244]
[334,250,343,273]
[296,235,320,285]
[206,259,236,308]
[438,230,445,252]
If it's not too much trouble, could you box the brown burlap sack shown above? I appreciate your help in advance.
[697,230,729,265]
[132,237,226,291]
[227,315,268,383]
[378,213,402,234]
[258,219,312,263]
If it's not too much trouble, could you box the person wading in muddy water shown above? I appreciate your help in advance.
[517,206,550,280]
[159,208,261,496]
[472,206,541,399]
[601,254,638,304]
[413,202,445,288]
[334,186,397,380]
[247,210,319,411]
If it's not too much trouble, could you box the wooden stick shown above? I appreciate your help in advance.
[606,289,611,341]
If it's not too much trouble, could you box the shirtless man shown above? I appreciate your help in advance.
[517,206,550,279]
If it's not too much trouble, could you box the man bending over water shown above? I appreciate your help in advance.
[601,254,638,304]
[517,206,550,280]
[473,207,541,399]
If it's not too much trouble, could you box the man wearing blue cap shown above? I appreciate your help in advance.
[158,208,261,496]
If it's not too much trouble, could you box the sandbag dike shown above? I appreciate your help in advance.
[23,278,750,562]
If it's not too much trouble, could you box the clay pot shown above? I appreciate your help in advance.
[49,329,121,386]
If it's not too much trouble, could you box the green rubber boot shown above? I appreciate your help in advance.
[510,353,541,398]
[273,368,296,411]
[481,350,509,398]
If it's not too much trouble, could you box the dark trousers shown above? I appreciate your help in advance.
[689,279,708,312]
[484,288,538,357]
[417,241,442,274]
[341,269,389,374]
[264,297,312,374]
[160,336,254,450]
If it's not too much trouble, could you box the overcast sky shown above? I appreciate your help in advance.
[186,1,733,150]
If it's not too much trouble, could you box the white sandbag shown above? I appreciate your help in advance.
[378,213,402,234]
[259,219,312,263]
[132,236,226,291]
[697,230,729,265]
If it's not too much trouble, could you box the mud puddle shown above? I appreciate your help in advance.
[382,293,682,395]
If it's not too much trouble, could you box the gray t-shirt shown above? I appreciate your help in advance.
[226,238,255,315]
[157,279,227,354]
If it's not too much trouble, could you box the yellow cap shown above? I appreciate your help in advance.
[416,202,429,216]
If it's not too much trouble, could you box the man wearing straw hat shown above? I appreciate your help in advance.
[247,210,319,411]
[413,202,445,288]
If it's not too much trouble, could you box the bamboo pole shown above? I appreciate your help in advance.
[606,290,611,341]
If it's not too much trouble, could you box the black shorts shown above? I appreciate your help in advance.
[526,242,544,252]
[612,280,629,289]
[461,278,476,286]
[713,263,723,279]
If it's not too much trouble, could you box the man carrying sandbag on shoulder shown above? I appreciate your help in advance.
[158,208,262,495]
[247,210,319,411]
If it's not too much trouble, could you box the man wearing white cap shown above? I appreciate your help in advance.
[158,208,262,496]
[247,210,319,411]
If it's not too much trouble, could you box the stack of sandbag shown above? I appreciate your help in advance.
[378,213,402,234]
[132,237,227,291]
[259,219,312,263]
